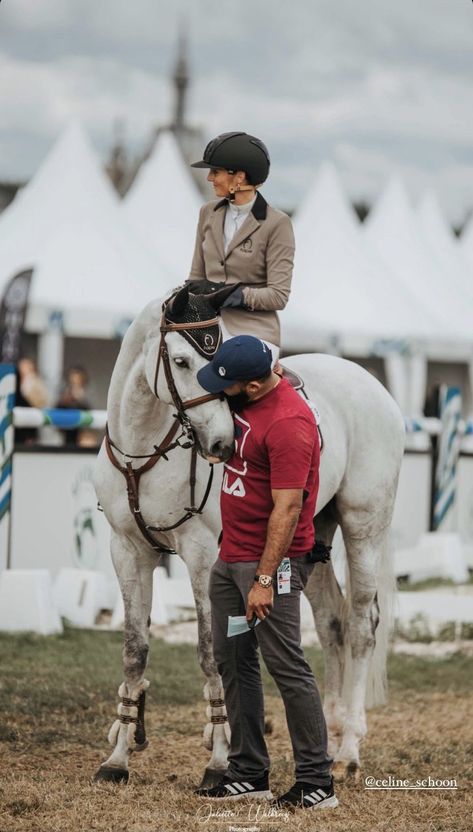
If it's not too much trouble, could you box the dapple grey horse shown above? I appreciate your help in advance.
[93,285,405,786]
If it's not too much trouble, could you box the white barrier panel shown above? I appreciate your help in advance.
[390,451,431,551]
[396,590,473,628]
[394,532,469,584]
[0,569,63,634]
[456,455,473,568]
[53,568,115,627]
[10,450,113,582]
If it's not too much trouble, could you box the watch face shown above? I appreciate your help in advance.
[258,575,272,588]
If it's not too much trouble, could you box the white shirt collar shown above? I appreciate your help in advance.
[227,194,257,216]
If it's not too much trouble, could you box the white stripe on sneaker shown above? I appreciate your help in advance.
[242,783,255,791]
[317,789,328,798]
[225,784,239,795]
[303,794,317,804]
[233,783,247,793]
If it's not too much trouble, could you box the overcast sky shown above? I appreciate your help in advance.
[1,0,473,222]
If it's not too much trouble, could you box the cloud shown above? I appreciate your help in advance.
[0,0,472,220]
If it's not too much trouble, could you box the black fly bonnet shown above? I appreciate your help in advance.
[164,289,222,359]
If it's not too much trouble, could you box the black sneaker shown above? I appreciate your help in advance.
[273,777,338,809]
[196,773,272,800]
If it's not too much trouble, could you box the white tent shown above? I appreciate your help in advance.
[364,177,473,350]
[417,190,473,308]
[282,163,435,355]
[123,130,203,281]
[0,123,173,337]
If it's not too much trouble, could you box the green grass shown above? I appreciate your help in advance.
[0,626,471,741]
[1,629,472,832]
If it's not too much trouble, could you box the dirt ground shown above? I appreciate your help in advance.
[0,632,471,832]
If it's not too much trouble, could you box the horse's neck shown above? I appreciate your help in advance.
[107,325,173,456]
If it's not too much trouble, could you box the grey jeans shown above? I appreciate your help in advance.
[209,555,333,786]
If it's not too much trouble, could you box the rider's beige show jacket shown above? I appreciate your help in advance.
[188,192,295,347]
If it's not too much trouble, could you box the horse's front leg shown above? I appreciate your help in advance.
[181,536,230,789]
[94,532,156,783]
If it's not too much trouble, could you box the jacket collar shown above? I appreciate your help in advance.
[213,191,268,220]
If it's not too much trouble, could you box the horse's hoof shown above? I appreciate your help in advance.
[347,761,360,782]
[197,768,228,791]
[94,766,129,784]
[332,760,360,782]
[332,761,346,782]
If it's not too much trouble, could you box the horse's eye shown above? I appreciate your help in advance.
[174,357,189,369]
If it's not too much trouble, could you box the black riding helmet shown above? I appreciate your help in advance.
[191,132,270,185]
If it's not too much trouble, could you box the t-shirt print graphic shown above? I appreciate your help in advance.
[222,414,251,497]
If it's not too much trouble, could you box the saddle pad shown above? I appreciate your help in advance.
[278,365,304,390]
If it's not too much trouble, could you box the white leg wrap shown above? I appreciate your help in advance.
[203,722,214,751]
[108,719,121,747]
[202,682,229,751]
[107,679,151,750]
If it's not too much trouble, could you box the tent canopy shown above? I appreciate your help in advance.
[123,130,203,281]
[364,176,473,344]
[0,123,174,336]
[282,163,436,353]
[417,190,473,307]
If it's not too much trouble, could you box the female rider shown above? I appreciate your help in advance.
[187,132,295,362]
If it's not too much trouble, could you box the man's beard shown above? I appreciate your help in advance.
[224,391,251,413]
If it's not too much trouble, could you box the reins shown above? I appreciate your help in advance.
[105,302,224,555]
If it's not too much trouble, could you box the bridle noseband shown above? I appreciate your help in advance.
[105,302,227,555]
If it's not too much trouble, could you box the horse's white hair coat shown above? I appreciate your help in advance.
[93,292,405,786]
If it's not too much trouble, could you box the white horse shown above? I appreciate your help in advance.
[93,284,405,787]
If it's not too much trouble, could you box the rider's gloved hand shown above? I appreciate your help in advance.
[221,286,247,309]
[187,279,225,295]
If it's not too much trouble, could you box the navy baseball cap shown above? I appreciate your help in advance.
[197,335,273,394]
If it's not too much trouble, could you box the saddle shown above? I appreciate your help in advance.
[276,364,304,391]
[276,364,323,450]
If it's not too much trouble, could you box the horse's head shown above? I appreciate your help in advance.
[144,284,237,463]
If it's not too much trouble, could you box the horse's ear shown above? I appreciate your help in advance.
[206,283,242,312]
[167,285,189,317]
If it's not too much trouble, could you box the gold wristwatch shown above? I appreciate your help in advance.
[254,574,273,588]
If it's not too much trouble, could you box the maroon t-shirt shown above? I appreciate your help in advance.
[219,378,319,563]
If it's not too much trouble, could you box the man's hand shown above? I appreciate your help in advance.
[246,583,274,622]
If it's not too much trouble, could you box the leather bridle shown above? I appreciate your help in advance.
[105,304,226,555]
[153,313,223,427]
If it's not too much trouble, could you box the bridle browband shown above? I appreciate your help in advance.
[153,314,223,416]
[105,301,226,555]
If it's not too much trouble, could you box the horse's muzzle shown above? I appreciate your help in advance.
[200,439,234,464]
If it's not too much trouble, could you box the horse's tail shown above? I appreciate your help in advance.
[341,529,396,709]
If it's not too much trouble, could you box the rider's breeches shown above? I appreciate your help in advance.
[220,320,280,365]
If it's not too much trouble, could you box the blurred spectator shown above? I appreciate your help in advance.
[18,357,49,408]
[15,359,49,445]
[56,366,92,446]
